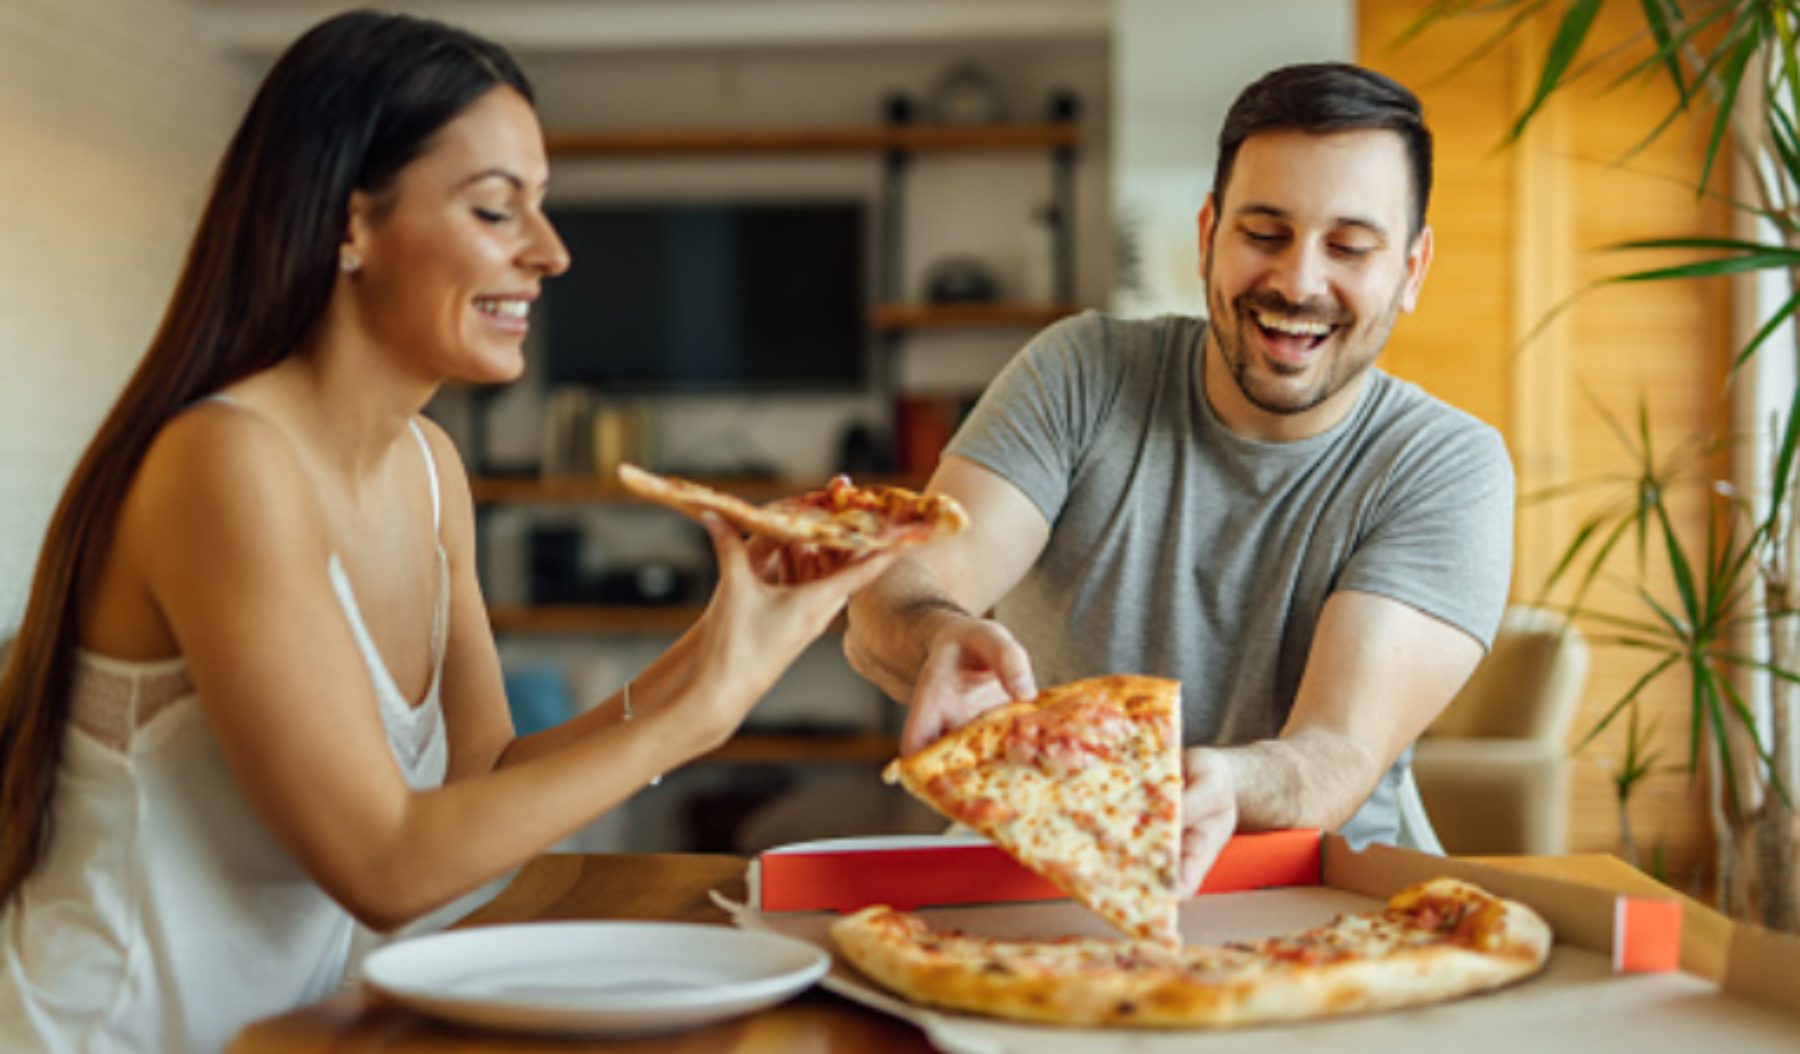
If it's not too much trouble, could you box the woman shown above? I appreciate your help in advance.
[0,11,898,1052]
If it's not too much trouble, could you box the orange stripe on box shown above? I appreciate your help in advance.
[1195,828,1323,895]
[760,844,1061,912]
[758,829,1323,913]
[1613,895,1682,973]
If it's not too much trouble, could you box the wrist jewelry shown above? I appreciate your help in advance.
[619,680,660,786]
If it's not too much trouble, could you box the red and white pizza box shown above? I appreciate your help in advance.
[756,830,1688,976]
[754,828,1321,914]
[729,833,1800,1051]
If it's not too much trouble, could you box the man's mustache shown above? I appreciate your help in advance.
[1236,290,1349,326]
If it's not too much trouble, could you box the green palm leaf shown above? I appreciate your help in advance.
[1770,397,1800,527]
[1510,0,1605,142]
[1574,651,1682,752]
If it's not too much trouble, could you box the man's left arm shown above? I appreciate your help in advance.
[1177,591,1484,892]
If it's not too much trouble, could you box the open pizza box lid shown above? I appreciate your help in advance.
[720,831,1800,1053]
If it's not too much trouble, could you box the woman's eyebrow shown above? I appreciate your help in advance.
[457,168,525,191]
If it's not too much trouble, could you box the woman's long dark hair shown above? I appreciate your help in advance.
[0,11,533,903]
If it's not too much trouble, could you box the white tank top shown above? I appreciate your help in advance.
[0,419,451,1053]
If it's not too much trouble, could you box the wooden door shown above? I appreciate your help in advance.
[1361,0,1733,879]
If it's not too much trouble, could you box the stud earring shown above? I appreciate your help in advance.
[339,247,362,274]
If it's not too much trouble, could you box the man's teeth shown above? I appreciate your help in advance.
[1254,310,1330,337]
[475,298,530,319]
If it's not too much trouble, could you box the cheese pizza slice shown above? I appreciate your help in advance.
[883,675,1184,944]
[617,463,969,554]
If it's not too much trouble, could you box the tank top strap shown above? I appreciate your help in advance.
[406,419,441,535]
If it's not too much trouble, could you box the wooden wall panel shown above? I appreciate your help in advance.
[1361,0,1732,884]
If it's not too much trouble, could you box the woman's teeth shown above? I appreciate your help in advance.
[474,298,529,319]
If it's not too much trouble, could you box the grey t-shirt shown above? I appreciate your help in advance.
[946,312,1515,846]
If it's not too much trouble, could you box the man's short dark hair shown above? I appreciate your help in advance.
[1212,62,1432,241]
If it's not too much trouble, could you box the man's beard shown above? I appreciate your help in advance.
[1204,261,1405,417]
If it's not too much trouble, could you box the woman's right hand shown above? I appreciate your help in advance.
[674,515,903,747]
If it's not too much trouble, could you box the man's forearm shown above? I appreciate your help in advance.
[1215,729,1384,832]
[844,559,975,703]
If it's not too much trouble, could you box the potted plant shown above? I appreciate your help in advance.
[1408,0,1797,931]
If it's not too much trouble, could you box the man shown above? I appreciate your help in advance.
[845,62,1513,892]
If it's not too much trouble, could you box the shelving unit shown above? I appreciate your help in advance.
[543,109,1085,341]
[545,123,1078,156]
[474,104,1083,776]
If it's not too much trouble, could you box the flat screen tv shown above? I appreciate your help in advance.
[540,201,868,393]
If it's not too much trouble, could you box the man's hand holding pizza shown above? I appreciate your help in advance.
[900,614,1038,755]
[1178,747,1239,896]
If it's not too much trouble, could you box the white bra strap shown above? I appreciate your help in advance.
[407,420,441,534]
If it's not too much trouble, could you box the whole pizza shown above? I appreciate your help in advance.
[831,877,1552,1028]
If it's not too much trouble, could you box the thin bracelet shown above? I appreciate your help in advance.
[619,680,660,786]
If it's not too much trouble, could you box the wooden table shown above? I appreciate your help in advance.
[229,854,928,1053]
[229,851,1731,1053]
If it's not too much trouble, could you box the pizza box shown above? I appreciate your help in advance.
[721,832,1800,1053]
[754,828,1323,912]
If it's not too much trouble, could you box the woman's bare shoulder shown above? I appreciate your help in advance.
[127,401,328,559]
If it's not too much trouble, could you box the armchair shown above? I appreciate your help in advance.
[1411,606,1589,856]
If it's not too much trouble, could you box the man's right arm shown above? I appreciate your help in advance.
[845,455,1051,752]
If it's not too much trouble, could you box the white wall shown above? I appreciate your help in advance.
[1110,0,1355,316]
[0,0,251,629]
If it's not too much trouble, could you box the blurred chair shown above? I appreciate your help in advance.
[1411,606,1589,856]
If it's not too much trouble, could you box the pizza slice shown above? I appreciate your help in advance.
[883,675,1184,945]
[617,463,969,554]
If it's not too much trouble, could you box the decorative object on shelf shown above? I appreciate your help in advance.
[502,663,573,736]
[924,255,1000,304]
[926,63,1008,125]
[894,394,971,477]
[1111,202,1148,305]
[834,420,896,476]
[592,561,702,607]
[882,91,915,127]
[1018,203,1061,303]
[527,525,586,606]
[540,388,594,478]
[592,403,652,480]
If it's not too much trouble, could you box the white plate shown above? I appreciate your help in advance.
[363,921,829,1037]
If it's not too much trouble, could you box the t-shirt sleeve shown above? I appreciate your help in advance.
[1336,416,1516,649]
[943,311,1116,524]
